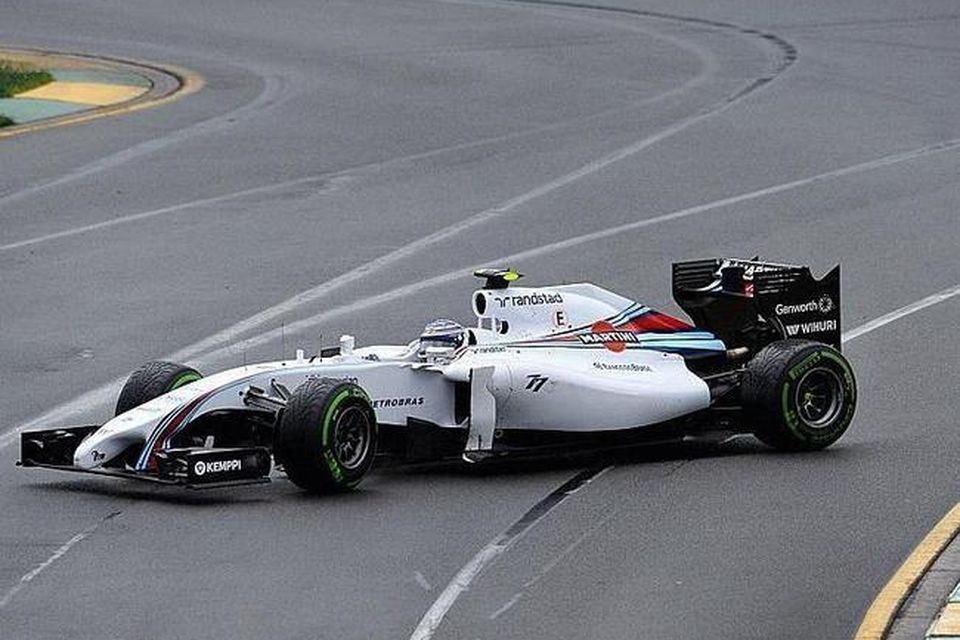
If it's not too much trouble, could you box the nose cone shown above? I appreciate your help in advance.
[73,426,130,469]
[73,436,106,469]
[73,447,99,469]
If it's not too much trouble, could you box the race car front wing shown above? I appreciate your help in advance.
[18,426,271,490]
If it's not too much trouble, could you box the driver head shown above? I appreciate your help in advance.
[418,318,465,360]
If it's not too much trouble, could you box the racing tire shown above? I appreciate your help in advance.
[275,378,378,493]
[115,361,203,416]
[742,339,856,451]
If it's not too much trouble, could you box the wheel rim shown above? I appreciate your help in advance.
[794,367,844,429]
[333,405,371,470]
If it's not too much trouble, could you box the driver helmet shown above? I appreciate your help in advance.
[418,318,466,358]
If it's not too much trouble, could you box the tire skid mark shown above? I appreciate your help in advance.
[488,508,619,620]
[0,510,122,609]
[498,0,798,75]
[408,465,611,640]
[842,282,960,343]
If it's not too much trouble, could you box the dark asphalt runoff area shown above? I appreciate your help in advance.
[2,1,959,638]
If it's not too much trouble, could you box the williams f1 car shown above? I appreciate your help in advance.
[18,258,857,492]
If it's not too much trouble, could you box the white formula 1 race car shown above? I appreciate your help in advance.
[19,259,857,493]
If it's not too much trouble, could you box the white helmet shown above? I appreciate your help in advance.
[418,319,465,359]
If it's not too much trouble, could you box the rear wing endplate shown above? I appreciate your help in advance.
[672,258,842,351]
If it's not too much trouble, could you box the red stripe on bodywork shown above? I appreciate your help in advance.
[144,392,213,471]
[621,310,692,332]
[544,309,692,343]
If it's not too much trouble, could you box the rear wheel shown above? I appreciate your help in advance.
[275,378,378,493]
[115,361,203,416]
[742,339,856,451]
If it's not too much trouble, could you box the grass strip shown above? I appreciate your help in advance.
[0,60,55,127]
[0,61,54,98]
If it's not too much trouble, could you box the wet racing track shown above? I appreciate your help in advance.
[2,1,960,638]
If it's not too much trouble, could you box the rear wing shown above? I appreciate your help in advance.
[672,258,841,352]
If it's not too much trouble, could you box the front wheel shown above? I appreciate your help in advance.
[742,339,857,451]
[115,361,203,416]
[274,378,378,493]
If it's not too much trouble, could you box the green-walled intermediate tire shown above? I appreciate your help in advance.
[275,378,378,493]
[115,361,203,416]
[742,339,857,451]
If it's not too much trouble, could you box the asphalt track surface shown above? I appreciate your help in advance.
[1,1,959,638]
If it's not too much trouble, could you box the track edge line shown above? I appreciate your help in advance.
[853,502,960,640]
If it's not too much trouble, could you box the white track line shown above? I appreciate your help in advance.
[411,545,504,640]
[0,511,121,610]
[489,509,620,620]
[0,385,122,450]
[0,176,340,253]
[409,466,610,640]
[842,283,960,343]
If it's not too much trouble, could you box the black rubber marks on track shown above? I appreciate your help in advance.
[499,464,610,548]
[505,0,798,97]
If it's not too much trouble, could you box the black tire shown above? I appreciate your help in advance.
[275,378,378,493]
[742,339,857,451]
[115,361,203,416]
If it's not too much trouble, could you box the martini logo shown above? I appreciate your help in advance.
[578,321,641,353]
